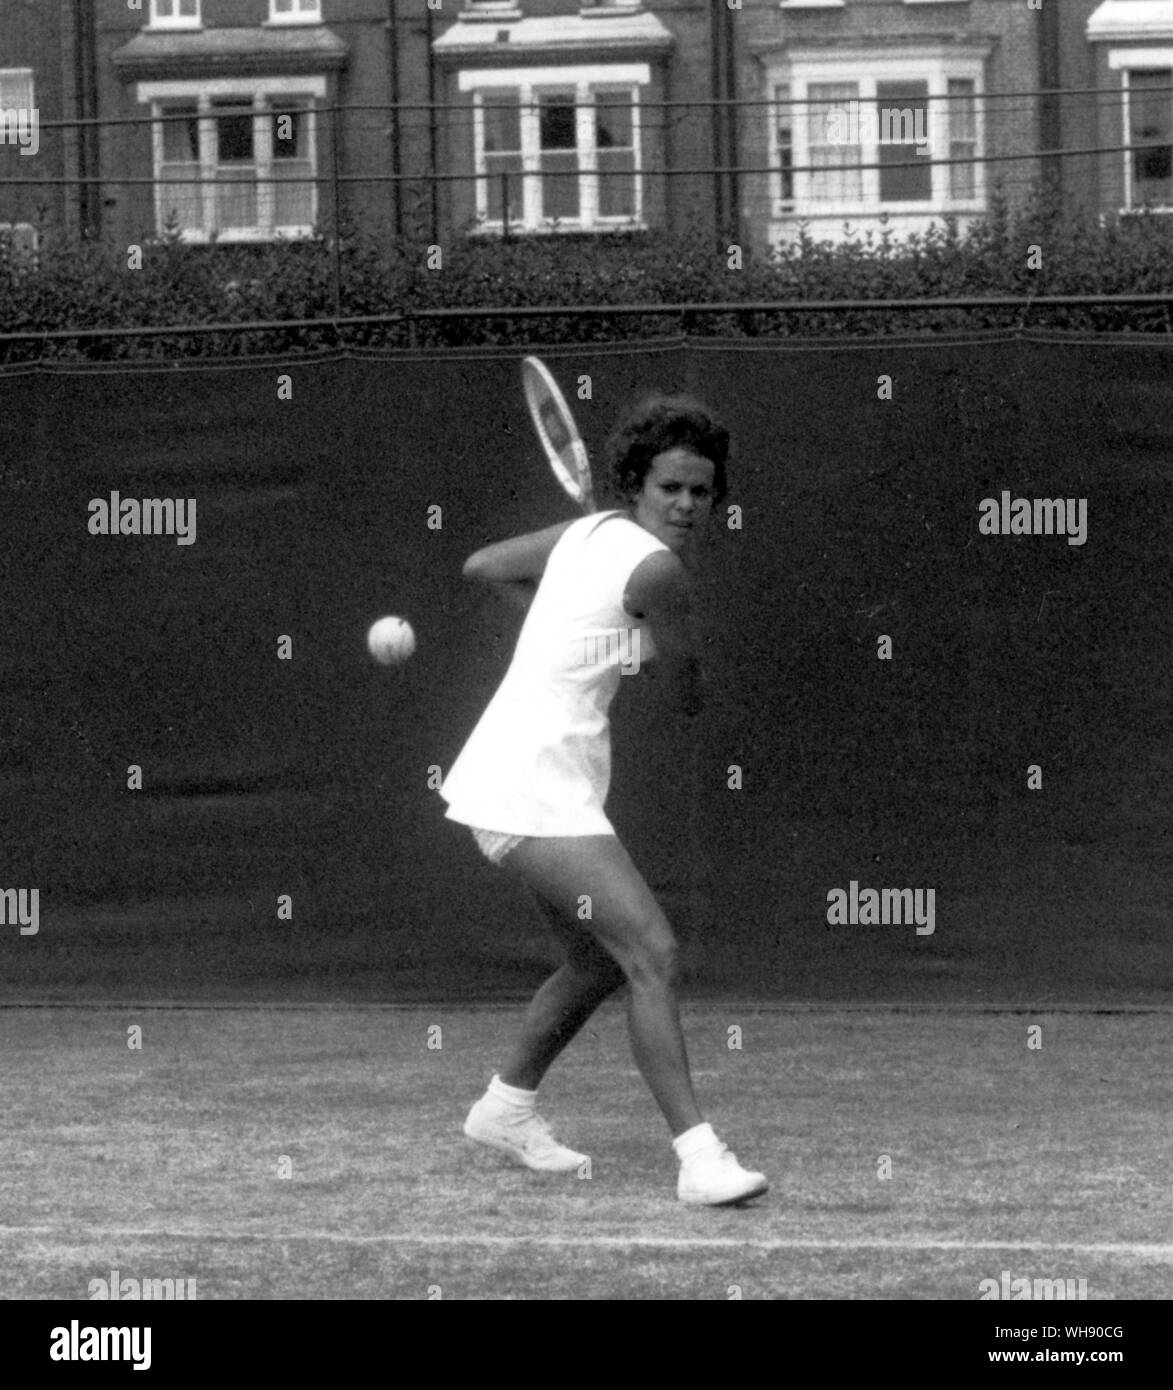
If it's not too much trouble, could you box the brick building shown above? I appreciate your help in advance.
[62,0,727,247]
[1058,0,1173,218]
[3,1,1170,253]
[730,0,1052,248]
[0,0,68,244]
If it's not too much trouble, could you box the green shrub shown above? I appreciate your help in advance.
[1,189,1170,362]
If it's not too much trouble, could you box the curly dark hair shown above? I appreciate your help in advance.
[605,393,730,505]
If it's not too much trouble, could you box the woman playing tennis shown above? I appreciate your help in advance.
[440,393,767,1206]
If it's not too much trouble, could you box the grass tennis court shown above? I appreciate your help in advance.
[2,1003,1169,1300]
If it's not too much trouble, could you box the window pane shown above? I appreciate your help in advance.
[542,152,579,220]
[485,154,523,224]
[598,150,635,217]
[212,101,256,230]
[539,94,579,220]
[595,92,632,149]
[272,105,313,226]
[1130,69,1173,206]
[213,101,254,162]
[808,82,860,203]
[875,80,930,203]
[161,103,198,163]
[158,102,201,232]
[480,91,521,225]
[539,95,577,151]
[483,90,521,153]
[0,71,34,110]
[272,107,306,160]
[948,78,976,201]
[776,83,793,204]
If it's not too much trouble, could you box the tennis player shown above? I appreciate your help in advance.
[441,394,767,1206]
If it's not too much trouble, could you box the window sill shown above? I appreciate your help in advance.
[469,220,647,236]
[169,227,317,244]
[460,6,524,21]
[774,204,983,218]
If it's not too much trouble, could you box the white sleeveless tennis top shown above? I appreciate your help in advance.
[440,510,668,837]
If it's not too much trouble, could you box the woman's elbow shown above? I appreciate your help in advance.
[462,550,492,583]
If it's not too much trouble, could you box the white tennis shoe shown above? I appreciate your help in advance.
[463,1097,588,1174]
[678,1143,768,1206]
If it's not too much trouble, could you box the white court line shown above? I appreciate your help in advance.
[1,1228,1170,1257]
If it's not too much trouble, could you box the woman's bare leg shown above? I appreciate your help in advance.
[507,834,703,1137]
[499,895,625,1091]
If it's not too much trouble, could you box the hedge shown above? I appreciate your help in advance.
[1,189,1171,361]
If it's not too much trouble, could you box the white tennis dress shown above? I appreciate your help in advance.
[441,511,668,838]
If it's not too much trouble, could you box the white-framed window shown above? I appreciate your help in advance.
[1122,66,1173,208]
[0,69,36,158]
[149,0,201,29]
[269,0,322,23]
[139,78,325,241]
[769,52,986,219]
[462,66,646,232]
[0,68,34,112]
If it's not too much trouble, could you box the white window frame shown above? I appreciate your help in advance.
[267,0,323,24]
[149,0,202,30]
[460,65,649,233]
[139,77,326,243]
[1109,49,1173,211]
[0,68,34,108]
[768,50,987,221]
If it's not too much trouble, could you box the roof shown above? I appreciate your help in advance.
[112,26,348,79]
[1087,1,1173,41]
[433,12,675,60]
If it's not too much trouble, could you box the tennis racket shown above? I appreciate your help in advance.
[521,356,596,514]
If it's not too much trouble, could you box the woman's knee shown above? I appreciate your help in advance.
[620,923,680,990]
[570,951,626,997]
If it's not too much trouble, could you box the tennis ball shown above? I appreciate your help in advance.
[367,616,416,666]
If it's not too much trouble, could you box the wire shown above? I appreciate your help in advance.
[21,82,1169,132]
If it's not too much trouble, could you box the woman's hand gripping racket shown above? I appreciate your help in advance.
[522,356,596,514]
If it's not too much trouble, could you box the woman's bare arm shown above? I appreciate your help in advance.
[623,551,704,715]
[462,521,575,610]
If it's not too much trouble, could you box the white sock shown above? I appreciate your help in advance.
[673,1122,719,1163]
[487,1073,537,1116]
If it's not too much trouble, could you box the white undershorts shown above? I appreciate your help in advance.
[470,827,526,866]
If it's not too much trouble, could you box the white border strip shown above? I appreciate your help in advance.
[1,1228,1170,1257]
